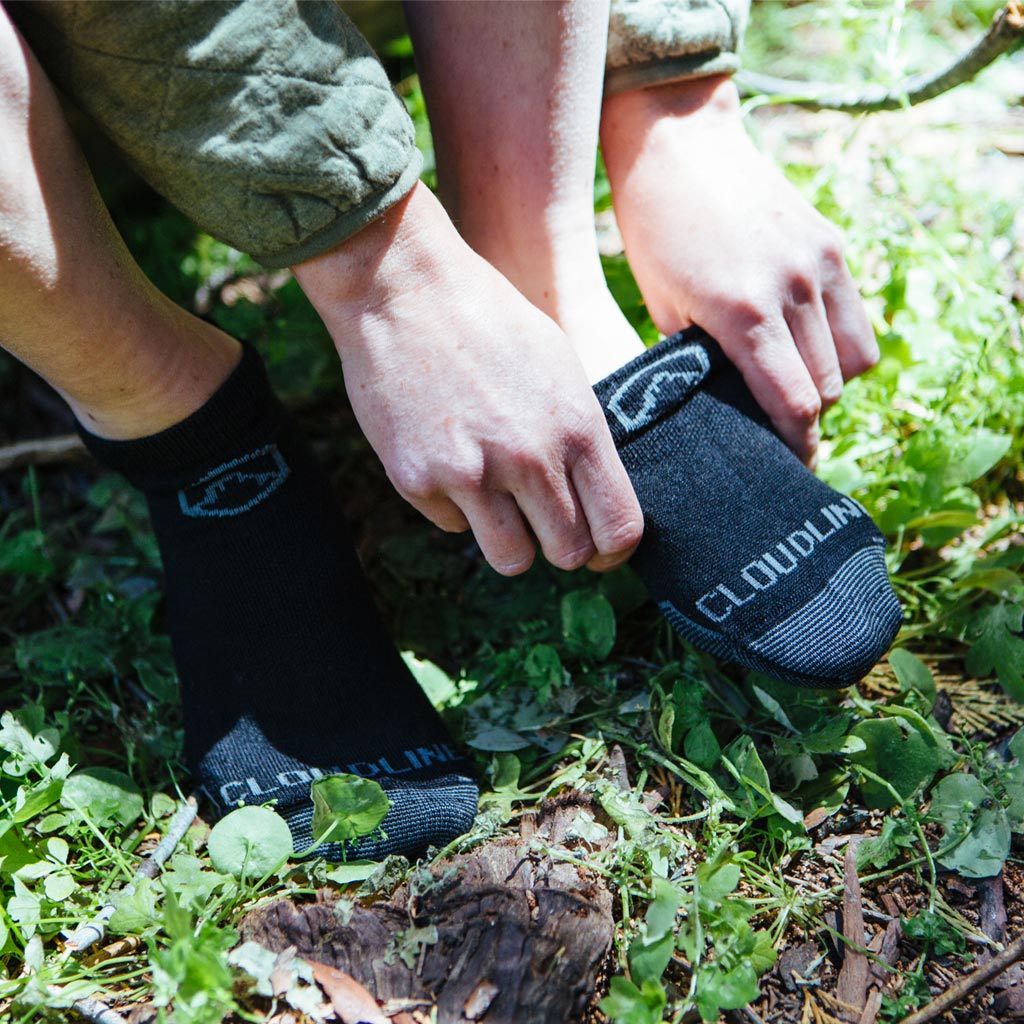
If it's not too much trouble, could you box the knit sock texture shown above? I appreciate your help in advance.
[79,345,478,859]
[594,328,903,687]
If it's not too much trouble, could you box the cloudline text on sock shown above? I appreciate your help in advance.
[695,497,867,624]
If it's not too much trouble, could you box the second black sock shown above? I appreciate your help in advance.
[79,345,478,859]
[594,328,902,687]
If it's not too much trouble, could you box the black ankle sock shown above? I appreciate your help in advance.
[594,328,902,687]
[79,345,478,859]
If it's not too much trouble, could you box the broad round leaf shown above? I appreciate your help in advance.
[61,767,143,828]
[208,806,293,880]
[929,773,1010,879]
[310,774,390,846]
[560,590,616,660]
[850,718,939,810]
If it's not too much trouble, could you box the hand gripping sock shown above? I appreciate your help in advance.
[594,328,903,688]
[78,344,478,859]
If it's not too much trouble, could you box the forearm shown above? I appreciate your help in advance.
[404,0,609,317]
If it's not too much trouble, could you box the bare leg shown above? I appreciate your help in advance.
[0,9,239,441]
[404,0,644,383]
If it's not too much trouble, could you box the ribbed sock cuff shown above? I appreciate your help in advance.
[76,344,283,492]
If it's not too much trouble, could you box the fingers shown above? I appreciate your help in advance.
[399,440,643,576]
[511,473,596,572]
[730,320,823,466]
[571,439,645,572]
[785,293,844,412]
[404,494,471,534]
[821,258,879,380]
[456,490,537,576]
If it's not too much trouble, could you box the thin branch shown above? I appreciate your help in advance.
[0,434,86,473]
[899,929,1024,1024]
[736,1,1024,112]
[71,997,130,1024]
[63,797,198,954]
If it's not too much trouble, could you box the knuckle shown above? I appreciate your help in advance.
[819,376,844,407]
[788,389,822,425]
[443,451,487,493]
[548,540,597,572]
[786,263,819,306]
[492,549,536,577]
[730,297,773,334]
[819,227,848,269]
[389,460,436,502]
[850,337,881,375]
[600,515,644,555]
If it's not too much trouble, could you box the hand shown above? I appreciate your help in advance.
[293,183,644,576]
[601,75,879,465]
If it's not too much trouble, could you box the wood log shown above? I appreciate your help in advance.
[242,794,615,1024]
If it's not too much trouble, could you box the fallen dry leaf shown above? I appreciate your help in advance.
[463,980,499,1020]
[308,961,389,1024]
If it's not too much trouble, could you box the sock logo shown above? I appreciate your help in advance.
[608,345,711,431]
[208,743,464,808]
[179,444,290,518]
[695,498,868,624]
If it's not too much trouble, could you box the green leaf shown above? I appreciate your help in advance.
[953,568,1024,600]
[929,773,1010,879]
[524,644,564,702]
[721,736,804,827]
[0,529,54,579]
[628,878,681,985]
[684,720,721,769]
[207,806,293,880]
[561,590,616,660]
[697,961,760,1020]
[323,861,378,886]
[13,760,69,823]
[402,654,458,708]
[0,819,38,877]
[889,649,936,705]
[309,773,390,847]
[749,928,778,974]
[0,708,59,777]
[856,815,917,871]
[946,429,1011,487]
[964,602,1024,700]
[42,872,74,904]
[108,877,161,934]
[61,767,143,828]
[902,909,966,956]
[466,725,531,752]
[599,976,666,1024]
[849,717,940,810]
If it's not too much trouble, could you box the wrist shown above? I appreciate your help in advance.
[291,182,463,344]
[602,74,742,143]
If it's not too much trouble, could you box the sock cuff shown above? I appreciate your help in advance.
[594,327,729,445]
[77,343,284,491]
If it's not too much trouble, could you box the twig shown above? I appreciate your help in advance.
[63,796,198,954]
[71,997,129,1024]
[837,843,869,1022]
[737,1,1024,112]
[899,929,1024,1024]
[0,434,86,473]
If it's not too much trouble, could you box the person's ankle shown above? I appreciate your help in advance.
[68,323,241,441]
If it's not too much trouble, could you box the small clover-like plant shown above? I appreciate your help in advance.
[304,773,391,857]
[207,805,293,881]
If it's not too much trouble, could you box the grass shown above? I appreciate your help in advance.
[1,1,1023,1021]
